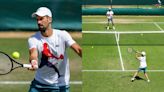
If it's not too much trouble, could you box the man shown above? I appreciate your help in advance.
[158,0,162,8]
[131,51,150,82]
[106,8,115,30]
[155,0,162,8]
[28,7,82,92]
[158,0,162,5]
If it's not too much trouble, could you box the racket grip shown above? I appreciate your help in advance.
[23,64,32,68]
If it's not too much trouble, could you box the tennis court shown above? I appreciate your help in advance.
[83,16,164,92]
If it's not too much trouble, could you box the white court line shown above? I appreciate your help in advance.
[83,70,164,72]
[83,16,164,18]
[0,81,82,85]
[83,31,164,34]
[114,32,125,71]
[154,22,164,31]
[83,21,164,24]
[70,81,82,85]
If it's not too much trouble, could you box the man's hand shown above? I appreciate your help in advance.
[28,60,38,70]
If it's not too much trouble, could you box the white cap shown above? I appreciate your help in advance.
[32,7,52,17]
[141,51,146,56]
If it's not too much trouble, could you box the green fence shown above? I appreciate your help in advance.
[0,0,81,31]
[82,8,164,15]
[83,0,163,5]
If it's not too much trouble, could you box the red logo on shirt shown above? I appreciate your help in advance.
[42,43,64,60]
[39,43,63,77]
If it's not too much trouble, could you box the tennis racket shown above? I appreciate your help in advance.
[0,51,31,75]
[127,48,138,54]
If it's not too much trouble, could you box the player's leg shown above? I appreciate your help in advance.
[143,68,150,82]
[131,71,139,82]
[59,86,70,92]
[144,73,150,82]
[106,19,110,30]
[111,18,115,30]
[29,86,39,92]
[29,79,41,92]
[131,68,142,82]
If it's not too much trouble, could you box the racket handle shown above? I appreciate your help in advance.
[23,64,32,68]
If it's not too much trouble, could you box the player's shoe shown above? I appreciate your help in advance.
[131,78,135,82]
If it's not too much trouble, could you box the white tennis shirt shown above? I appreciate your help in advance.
[106,10,114,19]
[28,29,75,86]
[138,56,147,68]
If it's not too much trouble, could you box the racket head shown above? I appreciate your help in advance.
[0,51,13,75]
[127,48,133,53]
[127,48,137,53]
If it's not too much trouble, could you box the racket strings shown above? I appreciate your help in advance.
[128,48,133,53]
[0,53,12,74]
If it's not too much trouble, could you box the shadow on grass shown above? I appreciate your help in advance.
[121,75,146,82]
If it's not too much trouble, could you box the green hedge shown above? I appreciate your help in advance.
[82,8,164,15]
[82,0,161,5]
[0,0,81,31]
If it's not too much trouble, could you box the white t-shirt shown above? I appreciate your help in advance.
[28,29,75,86]
[106,10,114,19]
[137,56,147,68]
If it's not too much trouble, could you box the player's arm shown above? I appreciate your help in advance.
[135,50,141,54]
[62,30,82,57]
[135,53,141,60]
[71,43,82,57]
[29,48,38,70]
[106,11,109,17]
[28,37,39,70]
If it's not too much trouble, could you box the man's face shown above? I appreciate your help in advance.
[36,16,52,32]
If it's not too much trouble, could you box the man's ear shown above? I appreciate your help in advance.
[49,17,52,23]
[47,17,52,23]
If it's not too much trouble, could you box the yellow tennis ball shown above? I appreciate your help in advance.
[12,51,20,59]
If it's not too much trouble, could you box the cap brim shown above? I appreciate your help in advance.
[31,12,46,18]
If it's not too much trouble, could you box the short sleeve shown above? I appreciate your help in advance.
[28,37,38,49]
[62,31,75,47]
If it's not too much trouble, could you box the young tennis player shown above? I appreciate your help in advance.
[131,51,150,82]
